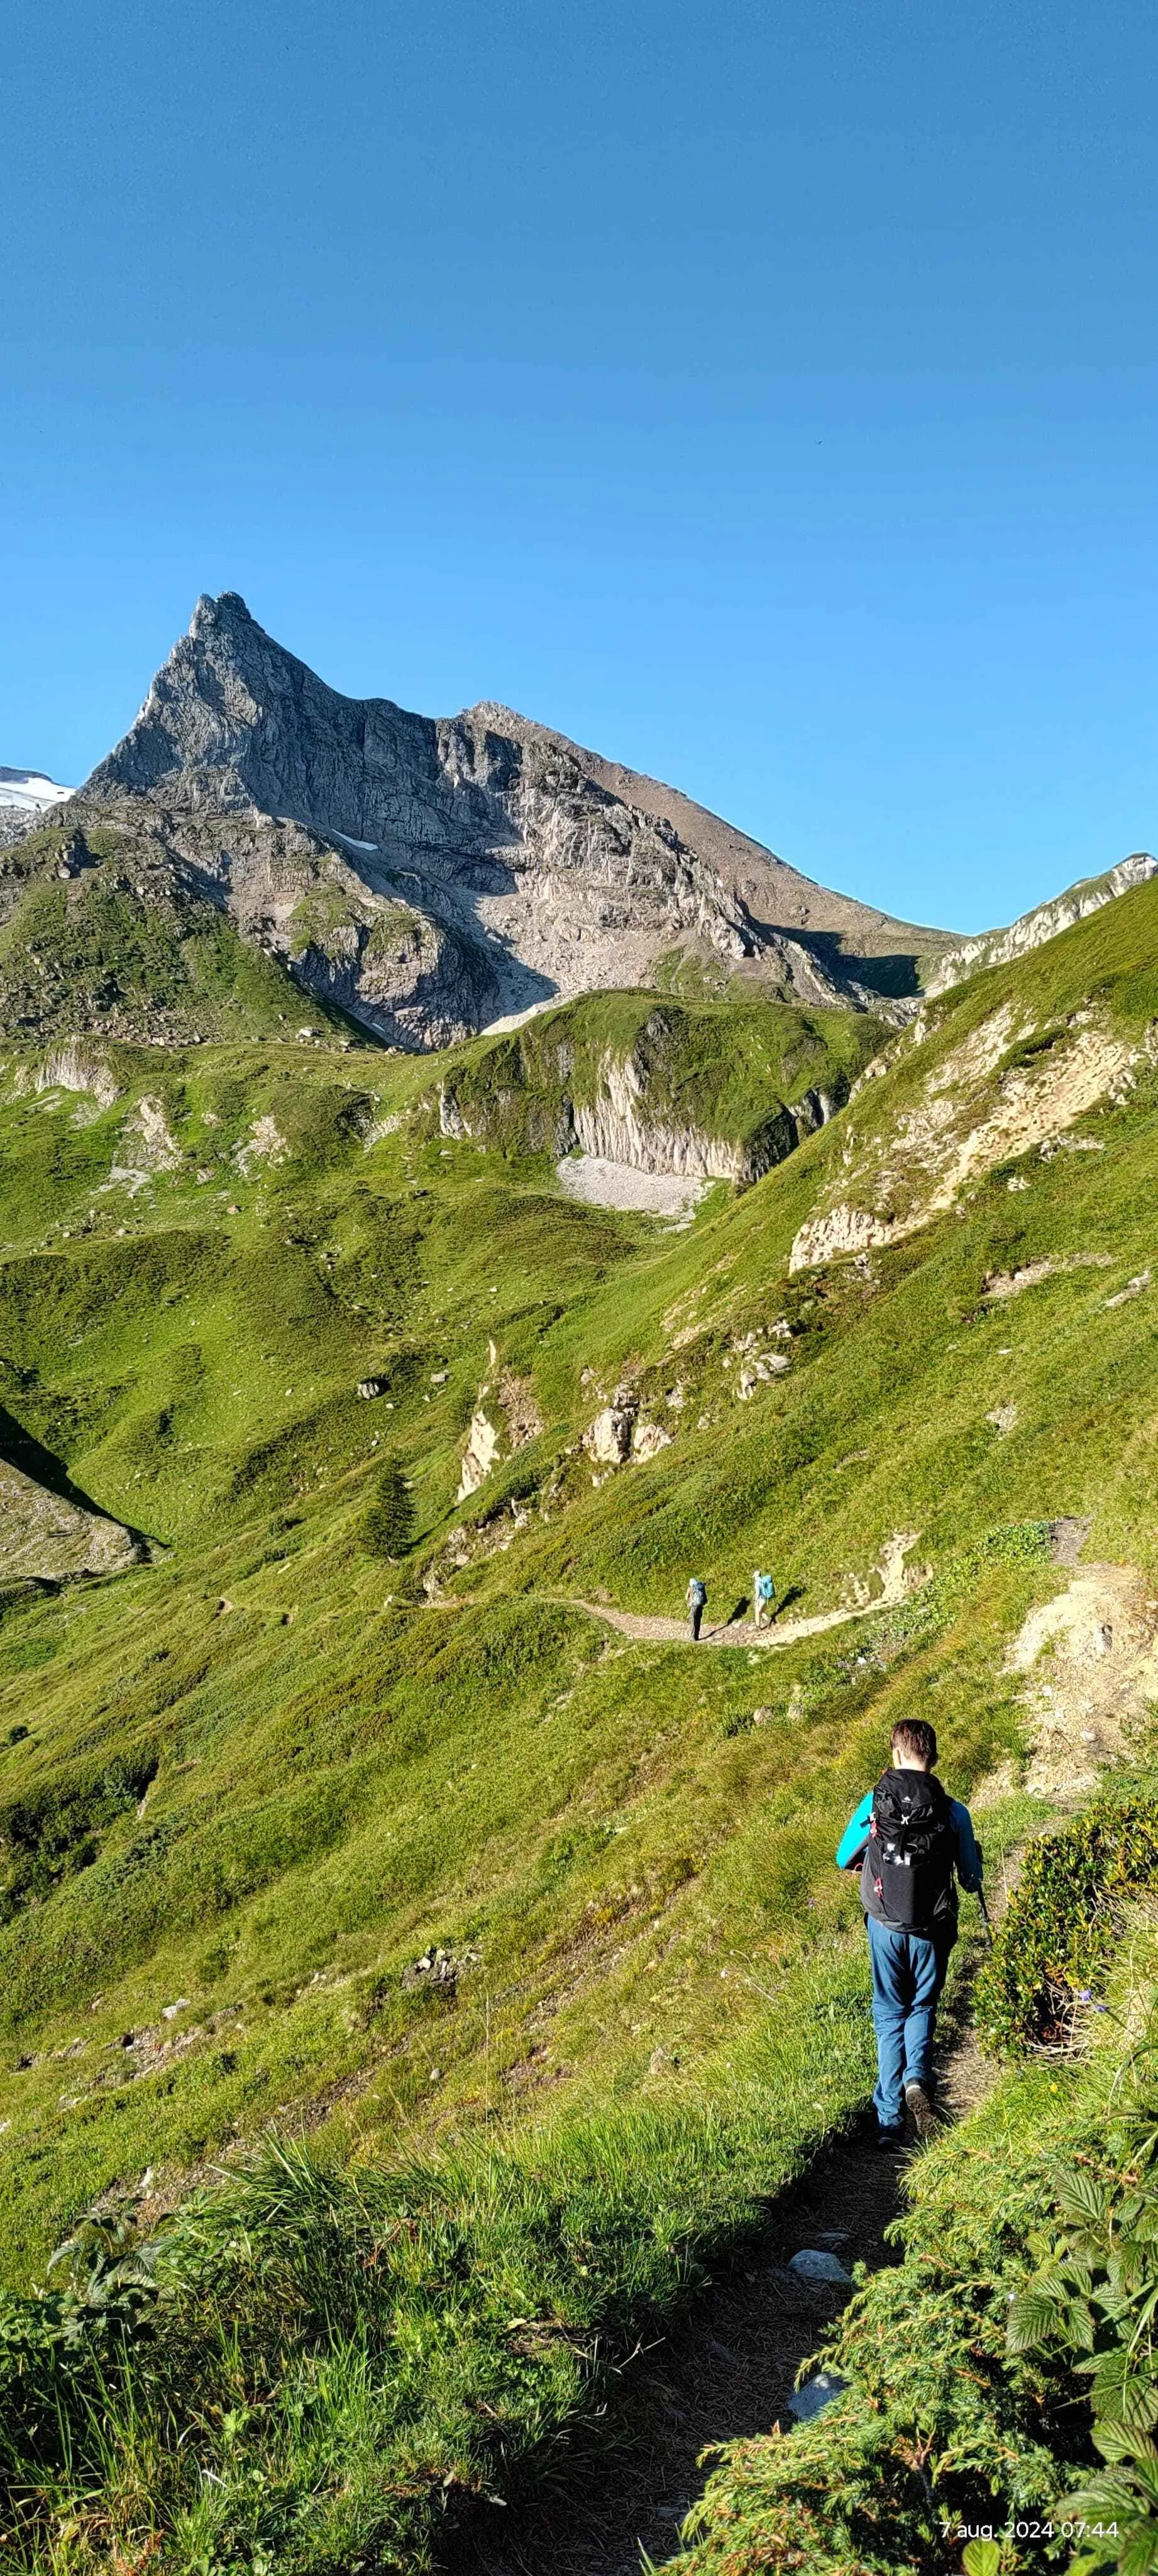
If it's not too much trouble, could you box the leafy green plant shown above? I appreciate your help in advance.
[1008,2024,1158,2574]
[976,1799,1158,2058]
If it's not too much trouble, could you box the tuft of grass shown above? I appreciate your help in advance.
[0,1945,876,2573]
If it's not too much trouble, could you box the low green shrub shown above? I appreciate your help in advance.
[976,1796,1158,2058]
[1008,2025,1158,2574]
[359,1457,414,1559]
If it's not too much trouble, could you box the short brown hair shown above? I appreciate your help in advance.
[891,1718,937,1767]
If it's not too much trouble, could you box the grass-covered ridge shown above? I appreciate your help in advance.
[434,986,887,1169]
[1,879,1158,2555]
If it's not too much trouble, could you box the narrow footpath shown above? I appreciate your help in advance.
[575,1596,885,1651]
[441,1980,994,2576]
[565,1529,924,1653]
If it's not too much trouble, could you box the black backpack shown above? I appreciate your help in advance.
[861,1768,955,1932]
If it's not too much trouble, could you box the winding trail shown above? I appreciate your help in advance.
[576,1598,876,1650]
[566,1530,924,1653]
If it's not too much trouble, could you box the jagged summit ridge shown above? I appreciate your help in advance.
[77,593,951,1044]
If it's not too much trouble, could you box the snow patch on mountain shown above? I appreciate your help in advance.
[0,768,75,813]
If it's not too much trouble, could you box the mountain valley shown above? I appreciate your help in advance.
[1,625,1157,2575]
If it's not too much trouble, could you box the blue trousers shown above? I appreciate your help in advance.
[866,1917,949,2131]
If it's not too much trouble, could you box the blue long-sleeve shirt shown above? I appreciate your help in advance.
[835,1787,983,1892]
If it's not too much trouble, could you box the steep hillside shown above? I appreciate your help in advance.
[2,879,1158,2567]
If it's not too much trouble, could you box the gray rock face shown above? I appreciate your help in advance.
[79,593,944,1046]
[925,855,1157,997]
[441,1045,845,1186]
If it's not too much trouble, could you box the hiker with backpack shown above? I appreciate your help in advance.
[835,1718,983,2147]
[686,1575,707,1640]
[753,1569,775,1628]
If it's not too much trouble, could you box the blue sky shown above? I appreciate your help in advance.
[3,0,1156,933]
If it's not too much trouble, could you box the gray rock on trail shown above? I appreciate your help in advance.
[788,2247,854,2284]
[788,2369,849,2422]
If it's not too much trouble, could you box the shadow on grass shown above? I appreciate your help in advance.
[0,1403,157,1554]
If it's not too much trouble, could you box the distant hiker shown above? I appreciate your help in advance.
[753,1569,775,1628]
[835,1718,983,2149]
[686,1575,707,1641]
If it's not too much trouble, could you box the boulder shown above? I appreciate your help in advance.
[458,1410,500,1501]
[632,1418,673,1461]
[584,1393,637,1465]
[788,2247,852,2284]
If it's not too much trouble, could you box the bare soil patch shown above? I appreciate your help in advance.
[556,1157,709,1222]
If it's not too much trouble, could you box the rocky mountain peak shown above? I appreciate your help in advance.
[189,589,254,635]
[72,592,959,1046]
[8,594,1150,1057]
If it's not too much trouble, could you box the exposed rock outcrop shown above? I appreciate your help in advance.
[790,1004,1147,1272]
[582,1387,671,1467]
[457,1359,543,1501]
[12,1041,122,1109]
[565,1052,842,1184]
[438,1001,854,1191]
[584,1393,639,1466]
[925,855,1156,997]
[1007,1564,1158,1799]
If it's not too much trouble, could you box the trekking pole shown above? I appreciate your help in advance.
[978,1887,994,1951]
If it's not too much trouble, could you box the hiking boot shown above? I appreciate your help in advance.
[874,2125,907,2154]
[904,2082,939,2142]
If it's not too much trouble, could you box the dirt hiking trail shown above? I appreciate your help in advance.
[441,1969,995,2576]
[568,1529,924,1652]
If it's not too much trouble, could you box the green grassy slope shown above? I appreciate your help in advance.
[0,818,354,1043]
[0,879,1155,2302]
